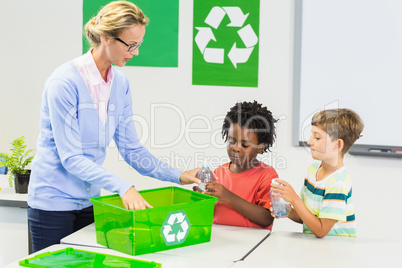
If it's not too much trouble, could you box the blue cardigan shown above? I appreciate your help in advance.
[28,61,181,211]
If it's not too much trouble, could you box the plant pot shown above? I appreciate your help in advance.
[14,170,31,194]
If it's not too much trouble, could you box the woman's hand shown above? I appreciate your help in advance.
[122,186,153,210]
[179,168,201,185]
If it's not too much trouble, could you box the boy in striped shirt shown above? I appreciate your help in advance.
[271,109,364,237]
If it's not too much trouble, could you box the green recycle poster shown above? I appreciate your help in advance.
[83,0,179,67]
[193,0,260,87]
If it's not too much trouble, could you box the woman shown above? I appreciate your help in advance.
[28,1,200,252]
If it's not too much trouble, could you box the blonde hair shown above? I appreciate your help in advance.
[312,108,364,154]
[85,1,149,48]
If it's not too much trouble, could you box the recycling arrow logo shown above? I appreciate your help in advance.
[161,210,191,246]
[195,6,258,68]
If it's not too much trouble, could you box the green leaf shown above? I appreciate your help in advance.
[0,136,34,187]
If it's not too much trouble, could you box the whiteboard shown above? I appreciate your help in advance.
[293,0,402,157]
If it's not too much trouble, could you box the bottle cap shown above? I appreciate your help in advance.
[202,160,209,169]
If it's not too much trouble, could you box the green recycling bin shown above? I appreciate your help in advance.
[90,186,218,255]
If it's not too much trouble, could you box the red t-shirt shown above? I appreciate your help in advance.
[212,162,278,230]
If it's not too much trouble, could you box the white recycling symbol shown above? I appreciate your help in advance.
[195,6,258,68]
[161,211,190,245]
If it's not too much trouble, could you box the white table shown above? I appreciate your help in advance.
[237,231,401,267]
[0,175,28,207]
[0,175,30,266]
[61,223,270,262]
[4,244,234,268]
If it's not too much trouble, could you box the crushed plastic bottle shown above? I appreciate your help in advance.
[196,163,216,193]
[270,179,290,217]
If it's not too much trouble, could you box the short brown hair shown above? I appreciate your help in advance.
[312,109,364,154]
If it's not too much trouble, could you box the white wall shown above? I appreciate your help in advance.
[0,0,401,264]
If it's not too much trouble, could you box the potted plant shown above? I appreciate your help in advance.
[0,136,34,193]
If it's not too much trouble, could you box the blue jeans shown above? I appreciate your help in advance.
[28,206,94,252]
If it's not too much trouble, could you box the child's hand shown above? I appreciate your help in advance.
[203,182,235,204]
[271,179,298,205]
[192,186,202,193]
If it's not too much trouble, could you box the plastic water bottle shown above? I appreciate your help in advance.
[196,164,216,192]
[270,179,290,217]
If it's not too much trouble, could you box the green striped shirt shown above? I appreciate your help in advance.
[301,162,357,237]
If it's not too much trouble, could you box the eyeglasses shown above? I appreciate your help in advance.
[114,37,144,52]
